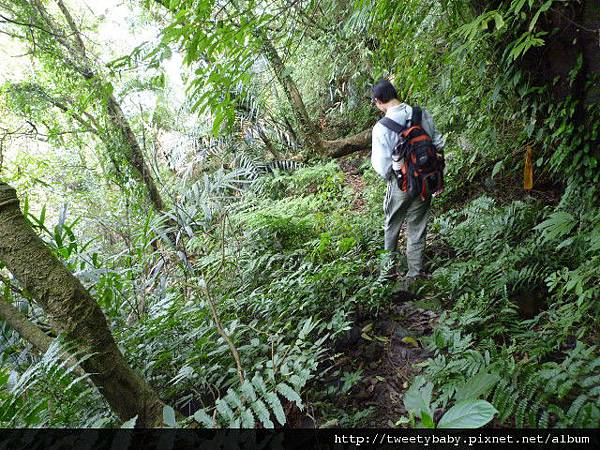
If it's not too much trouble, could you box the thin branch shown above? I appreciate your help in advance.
[0,13,65,38]
[201,214,244,385]
[552,7,600,34]
[55,0,87,58]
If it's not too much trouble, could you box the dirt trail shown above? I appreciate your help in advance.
[327,296,438,427]
[313,157,439,427]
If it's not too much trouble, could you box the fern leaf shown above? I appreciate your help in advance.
[581,374,600,388]
[566,394,588,425]
[252,373,268,395]
[515,398,528,427]
[240,407,255,428]
[538,409,550,428]
[241,379,257,402]
[193,409,214,428]
[276,382,303,410]
[265,392,286,426]
[215,398,235,423]
[225,388,244,411]
[251,398,274,428]
[557,379,576,400]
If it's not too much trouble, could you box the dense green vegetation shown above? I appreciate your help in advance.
[0,0,598,429]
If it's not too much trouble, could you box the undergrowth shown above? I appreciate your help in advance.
[409,182,600,428]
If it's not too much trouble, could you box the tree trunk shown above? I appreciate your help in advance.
[105,96,166,212]
[256,128,282,159]
[260,38,325,156]
[323,128,372,158]
[0,182,166,426]
[0,295,90,379]
[0,295,53,355]
[580,0,600,106]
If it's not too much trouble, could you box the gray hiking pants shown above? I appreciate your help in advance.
[383,179,431,277]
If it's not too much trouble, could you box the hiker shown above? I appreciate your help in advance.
[370,79,445,284]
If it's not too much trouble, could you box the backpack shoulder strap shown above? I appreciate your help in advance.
[378,117,405,133]
[411,106,423,126]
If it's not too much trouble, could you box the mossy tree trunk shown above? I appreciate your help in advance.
[260,37,326,157]
[0,182,166,426]
[323,128,372,158]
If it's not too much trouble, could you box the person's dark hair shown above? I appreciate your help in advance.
[371,78,398,103]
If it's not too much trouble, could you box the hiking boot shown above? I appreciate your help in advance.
[402,272,430,290]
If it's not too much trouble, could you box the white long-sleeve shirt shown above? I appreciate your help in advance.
[371,103,444,179]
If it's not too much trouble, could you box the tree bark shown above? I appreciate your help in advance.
[0,295,53,355]
[105,96,166,211]
[0,294,90,379]
[256,127,282,159]
[0,182,166,426]
[260,38,326,156]
[323,128,372,158]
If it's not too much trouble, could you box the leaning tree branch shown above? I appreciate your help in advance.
[323,128,372,158]
[0,293,54,355]
[0,182,167,426]
[0,293,90,381]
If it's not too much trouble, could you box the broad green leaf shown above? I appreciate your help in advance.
[163,405,177,427]
[455,372,500,401]
[529,0,553,32]
[492,161,504,179]
[421,411,435,428]
[401,336,419,347]
[403,376,433,419]
[493,13,504,30]
[438,400,497,428]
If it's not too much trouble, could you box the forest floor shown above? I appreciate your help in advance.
[301,157,442,427]
[314,157,568,428]
[327,298,438,427]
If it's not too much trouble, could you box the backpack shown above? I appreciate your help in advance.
[379,106,444,200]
